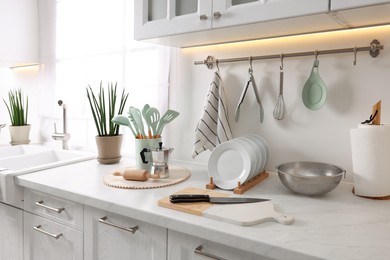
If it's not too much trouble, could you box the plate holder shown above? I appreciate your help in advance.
[206,171,269,194]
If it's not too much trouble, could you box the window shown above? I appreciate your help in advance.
[50,0,170,153]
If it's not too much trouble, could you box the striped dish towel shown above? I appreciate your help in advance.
[192,71,233,158]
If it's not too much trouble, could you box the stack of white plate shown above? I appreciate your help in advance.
[208,134,270,190]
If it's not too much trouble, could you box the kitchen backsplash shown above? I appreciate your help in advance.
[167,25,390,183]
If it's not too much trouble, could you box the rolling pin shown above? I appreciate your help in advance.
[113,168,160,181]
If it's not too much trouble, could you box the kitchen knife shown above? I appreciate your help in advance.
[169,194,269,204]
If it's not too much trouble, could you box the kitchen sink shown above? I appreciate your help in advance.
[0,145,95,207]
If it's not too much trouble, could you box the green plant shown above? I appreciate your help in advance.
[86,81,129,136]
[3,88,28,126]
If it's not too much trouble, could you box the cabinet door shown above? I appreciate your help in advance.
[24,212,83,260]
[0,203,23,260]
[331,0,390,10]
[84,206,167,260]
[212,0,329,28]
[168,230,272,260]
[134,0,212,40]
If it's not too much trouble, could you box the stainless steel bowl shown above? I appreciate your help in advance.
[276,161,346,196]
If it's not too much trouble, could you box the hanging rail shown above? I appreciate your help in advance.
[194,39,383,69]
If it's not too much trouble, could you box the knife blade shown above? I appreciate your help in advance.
[169,194,269,204]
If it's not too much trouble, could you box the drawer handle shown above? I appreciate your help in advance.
[98,216,139,234]
[199,14,208,21]
[33,225,63,239]
[35,200,65,213]
[194,245,227,260]
[213,11,222,19]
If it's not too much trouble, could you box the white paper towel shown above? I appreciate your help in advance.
[350,124,390,197]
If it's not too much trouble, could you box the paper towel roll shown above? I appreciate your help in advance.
[350,124,390,197]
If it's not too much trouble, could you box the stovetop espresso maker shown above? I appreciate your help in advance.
[140,142,173,179]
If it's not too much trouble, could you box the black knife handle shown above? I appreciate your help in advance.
[169,194,210,203]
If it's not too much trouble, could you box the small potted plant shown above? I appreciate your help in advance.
[3,88,30,145]
[86,81,129,164]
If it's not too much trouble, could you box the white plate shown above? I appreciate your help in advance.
[232,138,257,181]
[237,137,262,179]
[208,141,252,190]
[244,135,266,174]
[248,134,270,164]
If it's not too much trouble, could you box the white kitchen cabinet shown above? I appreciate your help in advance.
[23,211,83,260]
[331,0,390,10]
[168,230,272,260]
[212,0,329,28]
[0,0,39,67]
[134,0,212,40]
[84,206,167,260]
[135,0,329,41]
[0,202,23,260]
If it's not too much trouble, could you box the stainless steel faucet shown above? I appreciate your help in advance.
[52,100,70,150]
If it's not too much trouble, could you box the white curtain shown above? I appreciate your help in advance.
[38,0,170,154]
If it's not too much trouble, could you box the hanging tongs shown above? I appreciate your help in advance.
[235,57,264,123]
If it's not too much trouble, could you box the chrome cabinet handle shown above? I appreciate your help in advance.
[199,14,208,20]
[213,11,222,19]
[33,225,63,239]
[98,216,139,234]
[194,245,227,260]
[35,200,65,213]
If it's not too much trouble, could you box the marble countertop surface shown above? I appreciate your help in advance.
[15,157,390,260]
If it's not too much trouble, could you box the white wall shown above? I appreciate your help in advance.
[168,25,390,182]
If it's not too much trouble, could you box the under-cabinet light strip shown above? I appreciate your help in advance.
[194,39,383,70]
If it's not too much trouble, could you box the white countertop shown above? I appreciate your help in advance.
[16,157,390,260]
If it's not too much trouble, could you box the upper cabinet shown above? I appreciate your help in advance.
[134,0,390,47]
[0,0,39,67]
[331,0,390,10]
[212,0,329,28]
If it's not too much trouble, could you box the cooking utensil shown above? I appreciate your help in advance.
[276,161,346,196]
[145,107,160,138]
[273,63,287,120]
[169,194,269,204]
[302,58,327,110]
[142,104,151,137]
[111,115,136,137]
[235,60,264,123]
[129,106,146,138]
[156,109,179,137]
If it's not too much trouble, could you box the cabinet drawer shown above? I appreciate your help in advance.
[84,206,167,260]
[168,230,271,260]
[24,211,83,260]
[23,189,83,230]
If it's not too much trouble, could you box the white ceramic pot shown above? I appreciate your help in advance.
[9,125,31,145]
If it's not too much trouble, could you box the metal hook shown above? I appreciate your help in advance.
[314,50,319,62]
[216,59,220,72]
[280,53,284,71]
[248,56,253,74]
[353,47,357,66]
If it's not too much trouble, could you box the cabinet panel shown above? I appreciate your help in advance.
[168,230,271,260]
[331,0,390,10]
[24,189,83,231]
[24,211,83,260]
[84,206,167,260]
[212,0,329,28]
[134,0,212,40]
[0,202,23,260]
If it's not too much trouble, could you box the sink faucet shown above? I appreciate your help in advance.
[52,100,70,150]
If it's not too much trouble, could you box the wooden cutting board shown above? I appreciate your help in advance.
[158,187,294,226]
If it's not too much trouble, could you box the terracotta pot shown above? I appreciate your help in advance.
[95,135,123,164]
[9,124,31,145]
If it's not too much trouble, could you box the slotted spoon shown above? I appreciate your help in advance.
[156,110,180,137]
[145,107,160,138]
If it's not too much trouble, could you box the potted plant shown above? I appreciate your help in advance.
[3,88,30,145]
[86,81,129,164]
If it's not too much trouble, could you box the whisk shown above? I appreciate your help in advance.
[273,55,287,120]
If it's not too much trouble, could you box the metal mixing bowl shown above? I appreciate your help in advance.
[276,161,346,196]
